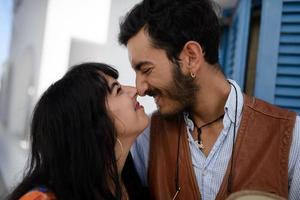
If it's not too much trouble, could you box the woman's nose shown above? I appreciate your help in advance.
[123,86,138,98]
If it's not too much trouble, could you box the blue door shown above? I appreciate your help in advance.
[255,0,300,114]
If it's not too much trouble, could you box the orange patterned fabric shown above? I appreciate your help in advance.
[19,191,56,200]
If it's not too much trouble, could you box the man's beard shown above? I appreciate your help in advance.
[147,61,199,119]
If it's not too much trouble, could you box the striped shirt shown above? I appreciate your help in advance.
[131,80,300,200]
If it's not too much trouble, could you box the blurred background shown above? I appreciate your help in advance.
[0,0,299,198]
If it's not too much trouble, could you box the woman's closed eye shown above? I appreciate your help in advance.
[109,82,122,95]
[116,86,123,95]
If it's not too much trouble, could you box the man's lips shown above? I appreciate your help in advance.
[154,95,160,105]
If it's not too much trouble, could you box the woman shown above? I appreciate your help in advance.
[7,63,149,200]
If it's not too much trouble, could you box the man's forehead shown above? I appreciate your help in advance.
[128,53,133,65]
[127,44,147,67]
[127,29,151,51]
[127,50,142,69]
[126,29,159,68]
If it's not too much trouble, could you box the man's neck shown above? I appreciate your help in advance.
[191,71,231,126]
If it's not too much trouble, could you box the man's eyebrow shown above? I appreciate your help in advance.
[133,61,152,71]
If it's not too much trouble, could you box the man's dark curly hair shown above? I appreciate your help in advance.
[119,0,221,65]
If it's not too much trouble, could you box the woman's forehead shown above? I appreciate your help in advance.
[103,74,117,84]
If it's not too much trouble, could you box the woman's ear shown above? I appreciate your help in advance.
[179,41,205,74]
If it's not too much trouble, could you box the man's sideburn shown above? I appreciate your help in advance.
[159,61,199,119]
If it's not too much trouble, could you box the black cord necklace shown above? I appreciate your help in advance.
[191,113,225,150]
[173,81,238,198]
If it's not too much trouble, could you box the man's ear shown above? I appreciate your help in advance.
[179,41,205,74]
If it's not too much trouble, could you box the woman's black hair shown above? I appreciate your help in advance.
[119,0,221,65]
[6,62,126,200]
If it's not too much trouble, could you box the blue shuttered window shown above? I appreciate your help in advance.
[223,0,251,90]
[276,0,300,113]
[255,0,300,114]
[224,19,238,78]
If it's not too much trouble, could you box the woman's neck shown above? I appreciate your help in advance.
[114,137,134,200]
[115,137,135,176]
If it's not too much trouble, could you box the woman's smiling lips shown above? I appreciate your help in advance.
[135,101,144,110]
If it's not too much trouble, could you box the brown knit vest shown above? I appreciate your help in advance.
[148,95,296,200]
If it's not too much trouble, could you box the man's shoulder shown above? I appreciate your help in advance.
[150,111,183,126]
[244,95,297,121]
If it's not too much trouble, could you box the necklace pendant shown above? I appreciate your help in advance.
[198,142,205,150]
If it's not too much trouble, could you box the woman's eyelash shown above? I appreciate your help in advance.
[117,86,122,94]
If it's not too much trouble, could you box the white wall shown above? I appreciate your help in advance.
[1,0,157,191]
[6,0,156,137]
[68,0,157,114]
[0,130,27,191]
[37,0,112,96]
[6,0,48,136]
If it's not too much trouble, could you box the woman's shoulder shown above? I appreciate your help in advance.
[19,190,56,200]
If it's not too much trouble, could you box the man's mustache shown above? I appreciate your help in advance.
[145,88,161,97]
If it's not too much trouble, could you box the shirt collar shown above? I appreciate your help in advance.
[184,112,193,129]
[224,79,244,125]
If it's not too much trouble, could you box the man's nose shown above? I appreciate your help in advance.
[136,74,148,96]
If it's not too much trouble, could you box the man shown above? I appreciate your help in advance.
[118,0,300,199]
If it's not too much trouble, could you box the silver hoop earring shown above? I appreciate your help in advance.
[191,72,196,78]
[116,138,124,161]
